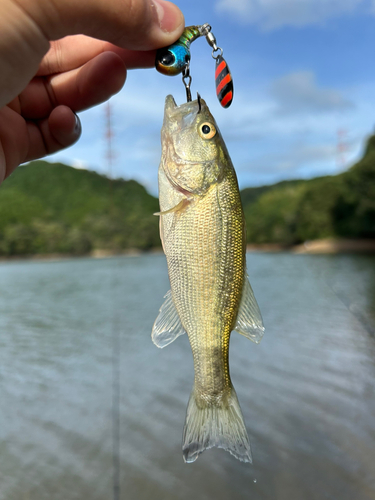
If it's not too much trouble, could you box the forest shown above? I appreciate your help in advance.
[0,161,160,255]
[0,134,374,256]
[242,134,375,245]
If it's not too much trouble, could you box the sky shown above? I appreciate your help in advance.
[48,0,375,195]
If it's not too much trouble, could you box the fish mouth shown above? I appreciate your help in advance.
[164,94,204,121]
[162,94,213,195]
[164,95,178,116]
[163,94,210,168]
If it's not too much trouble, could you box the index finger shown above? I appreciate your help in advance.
[37,36,157,76]
[1,0,184,107]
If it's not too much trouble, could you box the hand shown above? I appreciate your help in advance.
[0,0,184,183]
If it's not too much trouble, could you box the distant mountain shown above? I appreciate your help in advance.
[0,161,160,256]
[240,135,375,245]
[1,135,374,257]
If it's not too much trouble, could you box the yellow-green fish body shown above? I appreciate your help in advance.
[153,95,264,463]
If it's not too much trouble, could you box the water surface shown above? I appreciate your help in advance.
[0,253,374,500]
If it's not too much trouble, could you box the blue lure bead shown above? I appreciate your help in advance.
[156,44,191,76]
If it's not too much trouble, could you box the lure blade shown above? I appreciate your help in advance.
[215,55,233,108]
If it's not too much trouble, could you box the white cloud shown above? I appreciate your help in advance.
[48,63,375,194]
[212,71,371,188]
[216,0,366,30]
[214,71,353,146]
[71,159,89,170]
[270,71,353,114]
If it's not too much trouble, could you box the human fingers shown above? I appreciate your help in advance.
[1,0,184,107]
[37,36,156,76]
[0,105,81,181]
[17,0,184,48]
[27,106,82,161]
[19,52,127,119]
[0,106,27,181]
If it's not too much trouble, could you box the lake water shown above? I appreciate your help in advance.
[0,252,374,500]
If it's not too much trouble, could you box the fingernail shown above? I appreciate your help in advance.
[73,113,81,137]
[152,0,184,33]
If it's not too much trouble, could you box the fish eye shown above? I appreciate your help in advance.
[199,122,217,140]
[160,51,175,66]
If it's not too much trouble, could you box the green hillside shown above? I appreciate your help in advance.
[241,134,375,245]
[0,161,160,256]
[0,134,374,256]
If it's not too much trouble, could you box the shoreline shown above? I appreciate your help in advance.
[0,239,374,264]
[247,238,375,254]
[292,238,375,254]
[0,247,164,264]
[246,238,375,254]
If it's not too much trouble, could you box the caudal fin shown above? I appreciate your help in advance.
[182,385,252,464]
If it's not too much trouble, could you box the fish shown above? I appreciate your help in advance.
[152,94,264,463]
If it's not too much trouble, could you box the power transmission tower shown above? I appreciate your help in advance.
[105,103,121,500]
[105,101,116,180]
[336,128,348,171]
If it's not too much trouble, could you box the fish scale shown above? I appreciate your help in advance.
[162,177,244,396]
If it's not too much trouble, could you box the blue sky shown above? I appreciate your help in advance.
[49,0,375,195]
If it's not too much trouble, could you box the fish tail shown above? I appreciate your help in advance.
[182,385,252,464]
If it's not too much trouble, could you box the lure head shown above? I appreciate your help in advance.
[156,43,191,76]
[155,26,201,76]
[160,94,229,195]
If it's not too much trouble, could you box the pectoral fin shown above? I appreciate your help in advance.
[234,274,265,344]
[152,290,186,348]
[154,198,190,216]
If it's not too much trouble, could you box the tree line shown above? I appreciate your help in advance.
[0,161,160,256]
[241,134,375,245]
[0,134,374,256]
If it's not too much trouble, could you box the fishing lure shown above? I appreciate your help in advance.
[156,26,201,77]
[155,24,234,108]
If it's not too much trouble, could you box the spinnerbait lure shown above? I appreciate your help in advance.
[155,24,234,108]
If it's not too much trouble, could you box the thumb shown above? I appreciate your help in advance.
[17,0,185,50]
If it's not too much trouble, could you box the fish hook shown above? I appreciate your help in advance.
[197,93,202,113]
